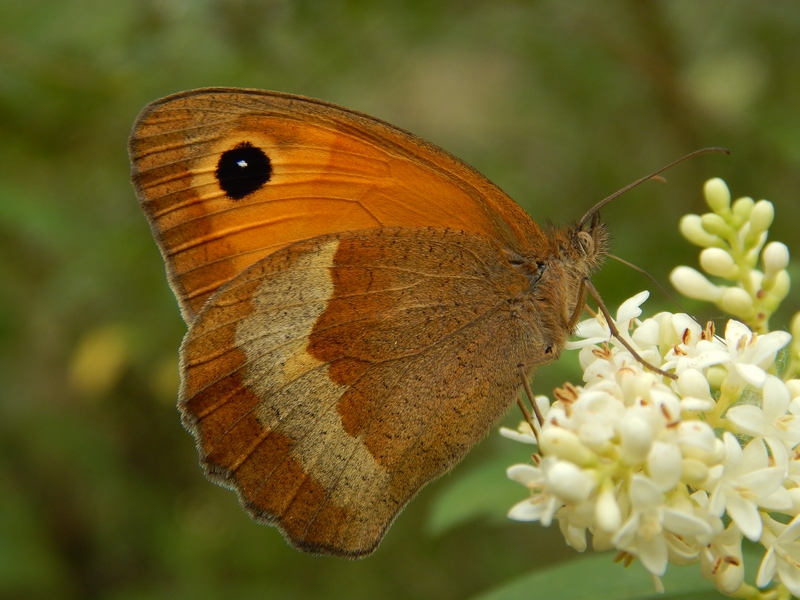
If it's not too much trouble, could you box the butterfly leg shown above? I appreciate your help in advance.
[514,347,557,439]
[582,279,677,380]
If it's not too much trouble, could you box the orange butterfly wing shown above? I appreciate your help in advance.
[180,227,551,557]
[128,88,546,323]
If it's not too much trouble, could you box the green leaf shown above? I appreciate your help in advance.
[426,452,528,537]
[471,553,722,600]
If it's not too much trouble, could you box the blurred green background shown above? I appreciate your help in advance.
[2,2,799,599]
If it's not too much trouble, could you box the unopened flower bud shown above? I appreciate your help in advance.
[670,266,722,302]
[547,461,596,503]
[677,368,711,400]
[701,213,731,238]
[731,196,754,221]
[704,178,731,214]
[681,458,709,486]
[763,241,789,277]
[539,428,596,467]
[699,248,738,279]
[719,287,754,318]
[595,484,622,533]
[706,365,727,390]
[678,420,717,457]
[679,214,720,247]
[786,377,800,400]
[764,270,790,310]
[648,441,682,491]
[619,413,653,464]
[749,200,774,235]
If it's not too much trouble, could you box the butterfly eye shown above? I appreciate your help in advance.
[577,231,594,256]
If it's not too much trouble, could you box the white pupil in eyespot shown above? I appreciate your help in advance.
[237,159,248,168]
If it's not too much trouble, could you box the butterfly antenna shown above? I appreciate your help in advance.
[606,253,694,314]
[578,147,729,228]
[606,253,728,345]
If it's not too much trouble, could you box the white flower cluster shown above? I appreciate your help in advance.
[504,179,800,598]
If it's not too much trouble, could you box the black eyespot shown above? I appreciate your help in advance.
[215,142,271,200]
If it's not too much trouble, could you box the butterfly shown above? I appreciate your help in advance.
[128,87,617,557]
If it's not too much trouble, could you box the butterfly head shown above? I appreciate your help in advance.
[530,212,609,340]
[571,210,609,276]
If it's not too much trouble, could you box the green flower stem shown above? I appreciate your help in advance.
[706,384,741,429]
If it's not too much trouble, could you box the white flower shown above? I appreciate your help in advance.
[660,314,729,375]
[699,521,745,595]
[555,501,596,551]
[613,476,712,576]
[677,420,724,468]
[565,291,650,350]
[706,434,790,541]
[757,514,800,596]
[507,462,561,526]
[566,388,626,451]
[727,375,800,468]
[722,320,791,389]
[499,422,537,444]
[499,397,551,443]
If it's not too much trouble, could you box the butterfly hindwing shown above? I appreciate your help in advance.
[179,226,548,556]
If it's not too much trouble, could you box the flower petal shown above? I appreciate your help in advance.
[722,432,743,471]
[595,486,622,533]
[507,464,541,485]
[508,498,546,521]
[737,467,785,499]
[500,427,538,444]
[756,547,777,588]
[763,374,791,418]
[662,507,713,537]
[617,291,649,323]
[751,331,792,365]
[648,441,682,491]
[725,493,763,541]
[629,475,663,512]
[776,556,800,597]
[638,531,669,576]
[725,320,752,344]
[733,362,767,388]
[758,485,793,511]
[726,405,765,437]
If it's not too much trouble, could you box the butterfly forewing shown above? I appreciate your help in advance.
[129,88,546,323]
